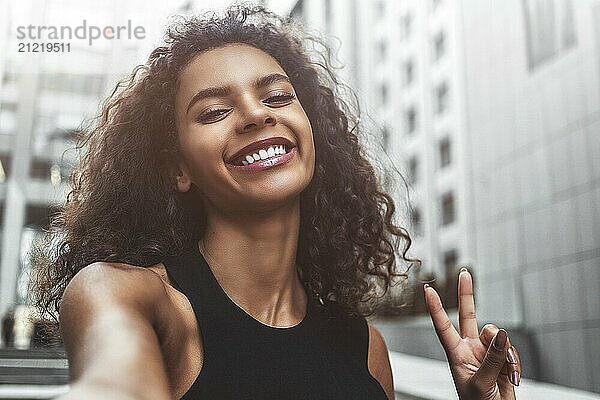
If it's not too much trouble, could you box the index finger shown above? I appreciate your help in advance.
[458,268,479,338]
[424,284,461,353]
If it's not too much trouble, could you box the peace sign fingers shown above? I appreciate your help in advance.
[424,283,461,355]
[426,269,521,399]
[458,268,479,338]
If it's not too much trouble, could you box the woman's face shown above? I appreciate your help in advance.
[174,44,315,213]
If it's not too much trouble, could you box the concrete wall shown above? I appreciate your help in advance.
[460,0,600,392]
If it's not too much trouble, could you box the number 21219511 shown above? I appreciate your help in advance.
[18,43,71,53]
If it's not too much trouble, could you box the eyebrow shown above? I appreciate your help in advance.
[185,73,291,114]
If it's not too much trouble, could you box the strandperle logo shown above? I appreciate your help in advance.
[16,20,146,46]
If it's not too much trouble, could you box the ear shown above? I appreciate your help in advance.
[176,160,192,193]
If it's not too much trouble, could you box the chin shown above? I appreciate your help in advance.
[250,187,305,210]
[239,177,311,212]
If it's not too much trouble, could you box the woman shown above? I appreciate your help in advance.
[32,5,521,399]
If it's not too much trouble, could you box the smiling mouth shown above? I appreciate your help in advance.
[226,136,297,166]
[229,144,295,166]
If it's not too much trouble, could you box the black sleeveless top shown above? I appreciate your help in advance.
[162,242,388,400]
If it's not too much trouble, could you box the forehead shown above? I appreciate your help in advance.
[178,44,286,92]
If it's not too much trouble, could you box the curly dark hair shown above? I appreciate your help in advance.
[30,4,420,324]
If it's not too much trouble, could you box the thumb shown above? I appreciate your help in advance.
[471,329,509,393]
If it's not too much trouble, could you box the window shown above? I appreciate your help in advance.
[440,191,455,225]
[408,156,419,185]
[0,154,12,182]
[443,249,458,277]
[40,73,104,96]
[25,205,56,229]
[0,102,18,113]
[439,136,451,168]
[30,159,52,180]
[2,70,17,84]
[400,13,412,40]
[411,207,422,236]
[379,84,388,106]
[435,82,449,115]
[406,106,417,134]
[433,31,446,61]
[377,40,387,62]
[523,0,577,70]
[403,59,414,86]
[382,126,390,148]
[325,0,332,31]
[375,1,385,20]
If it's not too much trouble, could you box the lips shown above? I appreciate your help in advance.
[226,136,296,165]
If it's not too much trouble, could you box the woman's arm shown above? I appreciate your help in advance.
[54,262,172,400]
[368,324,395,400]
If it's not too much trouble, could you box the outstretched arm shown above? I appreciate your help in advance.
[425,268,522,400]
[55,262,172,400]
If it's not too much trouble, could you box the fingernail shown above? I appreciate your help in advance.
[493,329,508,351]
[460,267,468,274]
[507,347,518,364]
[510,370,520,386]
[423,283,430,290]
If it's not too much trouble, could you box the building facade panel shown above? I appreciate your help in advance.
[462,0,599,390]
[264,0,597,391]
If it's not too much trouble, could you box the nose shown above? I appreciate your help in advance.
[236,98,277,134]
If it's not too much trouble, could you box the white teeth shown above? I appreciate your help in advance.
[238,145,291,166]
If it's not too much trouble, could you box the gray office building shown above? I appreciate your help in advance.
[271,0,600,393]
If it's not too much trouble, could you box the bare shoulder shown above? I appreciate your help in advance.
[59,260,172,344]
[63,261,167,305]
[59,262,172,398]
[367,323,395,400]
[59,261,173,346]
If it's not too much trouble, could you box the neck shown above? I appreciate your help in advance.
[198,199,307,328]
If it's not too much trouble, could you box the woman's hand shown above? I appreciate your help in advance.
[424,268,522,400]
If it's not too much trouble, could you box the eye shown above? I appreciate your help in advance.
[196,107,232,124]
[263,92,296,107]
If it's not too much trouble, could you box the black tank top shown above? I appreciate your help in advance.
[161,242,388,400]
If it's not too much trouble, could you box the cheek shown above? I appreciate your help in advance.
[288,108,313,142]
[179,131,226,176]
[300,118,315,158]
[296,107,314,146]
[181,124,224,155]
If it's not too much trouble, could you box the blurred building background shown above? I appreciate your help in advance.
[0,0,598,398]
[265,0,600,395]
[0,0,179,342]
